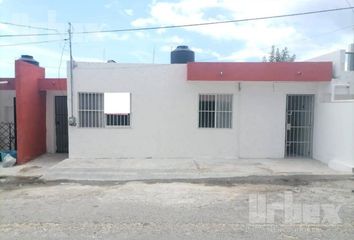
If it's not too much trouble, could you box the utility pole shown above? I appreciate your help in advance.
[68,22,76,126]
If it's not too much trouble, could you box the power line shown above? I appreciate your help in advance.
[344,0,354,41]
[0,21,58,31]
[345,0,354,13]
[79,6,354,34]
[58,40,67,78]
[0,39,66,47]
[0,6,353,38]
[3,23,351,48]
[198,24,354,62]
[57,39,68,95]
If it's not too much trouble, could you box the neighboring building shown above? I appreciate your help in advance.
[0,55,67,164]
[0,46,353,172]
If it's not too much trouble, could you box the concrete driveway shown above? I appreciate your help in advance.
[0,154,67,179]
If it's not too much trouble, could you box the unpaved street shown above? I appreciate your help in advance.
[1,178,354,239]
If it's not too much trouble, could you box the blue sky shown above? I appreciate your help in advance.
[0,0,354,77]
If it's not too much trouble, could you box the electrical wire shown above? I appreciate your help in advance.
[344,0,354,42]
[0,21,58,31]
[198,24,354,62]
[78,6,354,34]
[56,39,68,95]
[0,6,353,38]
[345,0,354,13]
[58,40,68,78]
[0,39,67,47]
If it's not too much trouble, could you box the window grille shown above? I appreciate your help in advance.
[78,92,131,128]
[78,93,104,128]
[199,94,233,129]
[106,114,130,126]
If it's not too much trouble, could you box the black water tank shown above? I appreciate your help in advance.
[18,55,39,66]
[171,45,195,64]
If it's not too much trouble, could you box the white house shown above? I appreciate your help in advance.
[66,46,354,172]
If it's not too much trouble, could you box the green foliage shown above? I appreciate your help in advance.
[263,45,296,62]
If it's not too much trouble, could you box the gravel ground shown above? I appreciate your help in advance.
[0,178,353,239]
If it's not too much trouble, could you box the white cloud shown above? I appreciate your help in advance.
[158,35,187,53]
[131,0,353,61]
[130,0,305,57]
[165,35,185,44]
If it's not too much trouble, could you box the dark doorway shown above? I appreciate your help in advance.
[285,95,314,158]
[55,96,68,153]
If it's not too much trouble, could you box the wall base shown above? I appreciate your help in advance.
[328,159,354,173]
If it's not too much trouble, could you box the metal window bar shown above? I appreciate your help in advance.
[106,114,130,126]
[78,92,104,128]
[199,94,232,129]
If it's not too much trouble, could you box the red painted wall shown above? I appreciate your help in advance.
[187,62,333,81]
[0,78,15,90]
[15,60,47,164]
[39,78,67,91]
[1,78,67,91]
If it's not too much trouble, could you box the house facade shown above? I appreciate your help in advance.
[68,61,328,160]
[1,47,353,172]
[0,56,67,164]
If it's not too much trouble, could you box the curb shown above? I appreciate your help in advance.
[1,174,353,187]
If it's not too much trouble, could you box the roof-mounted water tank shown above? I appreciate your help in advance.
[170,45,195,64]
[18,55,39,66]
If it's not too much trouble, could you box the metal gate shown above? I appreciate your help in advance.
[55,96,68,153]
[285,95,314,158]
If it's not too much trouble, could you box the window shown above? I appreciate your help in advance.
[78,93,104,128]
[199,94,232,128]
[78,92,131,128]
[104,93,131,127]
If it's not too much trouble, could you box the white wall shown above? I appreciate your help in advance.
[46,91,67,153]
[0,90,15,123]
[68,62,323,159]
[308,50,345,78]
[69,63,239,159]
[309,50,354,99]
[308,49,354,171]
[313,102,354,171]
[239,82,320,158]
